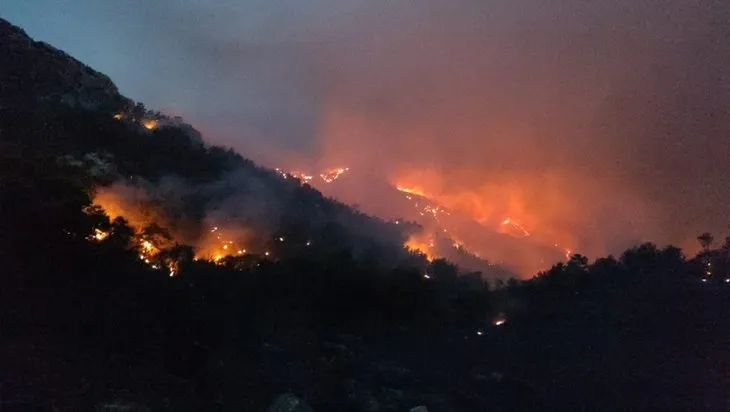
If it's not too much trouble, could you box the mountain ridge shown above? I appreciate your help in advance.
[0,17,129,112]
[0,15,516,280]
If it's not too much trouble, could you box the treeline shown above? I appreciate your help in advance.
[3,146,729,409]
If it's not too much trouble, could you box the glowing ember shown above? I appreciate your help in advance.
[89,229,109,242]
[320,167,350,183]
[276,166,346,184]
[141,240,154,253]
[196,224,253,263]
[289,171,314,183]
[142,119,158,130]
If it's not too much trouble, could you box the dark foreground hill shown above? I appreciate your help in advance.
[1,17,729,411]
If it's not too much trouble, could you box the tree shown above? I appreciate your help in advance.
[697,232,714,253]
[429,258,458,282]
[107,216,135,249]
[621,243,660,275]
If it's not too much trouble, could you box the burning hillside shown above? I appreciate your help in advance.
[85,161,430,279]
[267,165,558,276]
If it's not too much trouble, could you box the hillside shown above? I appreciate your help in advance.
[0,17,428,275]
[312,169,566,276]
[1,17,729,411]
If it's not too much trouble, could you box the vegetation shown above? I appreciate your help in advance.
[1,17,729,411]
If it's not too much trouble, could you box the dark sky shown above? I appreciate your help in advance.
[5,0,730,256]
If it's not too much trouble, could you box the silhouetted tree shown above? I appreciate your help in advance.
[698,232,714,252]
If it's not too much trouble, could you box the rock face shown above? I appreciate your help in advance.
[0,17,203,145]
[267,393,315,412]
[0,17,130,111]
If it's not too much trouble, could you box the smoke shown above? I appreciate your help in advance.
[98,169,300,257]
[9,0,730,261]
[90,165,416,268]
[93,177,200,246]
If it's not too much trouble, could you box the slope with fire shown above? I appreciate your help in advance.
[279,166,570,276]
[3,16,730,412]
[0,17,479,283]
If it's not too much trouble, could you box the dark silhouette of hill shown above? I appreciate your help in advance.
[1,17,729,411]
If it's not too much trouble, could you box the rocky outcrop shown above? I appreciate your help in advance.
[0,17,204,145]
[0,17,131,112]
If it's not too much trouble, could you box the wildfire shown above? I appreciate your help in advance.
[137,238,161,266]
[405,235,435,261]
[275,166,347,184]
[196,225,250,264]
[396,186,427,197]
[142,119,158,130]
[89,186,294,275]
[501,217,531,237]
[289,171,314,183]
[319,167,349,183]
[392,173,585,275]
[89,228,109,242]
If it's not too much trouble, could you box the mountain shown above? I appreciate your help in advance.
[0,17,421,274]
[0,18,128,112]
[0,17,517,410]
[1,17,728,411]
[0,16,520,282]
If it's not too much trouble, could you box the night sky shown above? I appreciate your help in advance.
[5,0,730,257]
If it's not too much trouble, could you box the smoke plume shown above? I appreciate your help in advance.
[8,0,730,263]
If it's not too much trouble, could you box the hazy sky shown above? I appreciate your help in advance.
[5,0,730,256]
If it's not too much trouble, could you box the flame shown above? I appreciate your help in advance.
[113,113,123,120]
[195,225,251,262]
[405,235,435,261]
[396,185,427,197]
[276,166,347,184]
[89,228,109,242]
[391,172,580,275]
[319,167,349,183]
[142,119,158,130]
[501,217,531,237]
[289,171,314,183]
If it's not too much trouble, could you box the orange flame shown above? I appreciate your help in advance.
[396,185,427,197]
[319,167,349,183]
[405,235,435,261]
